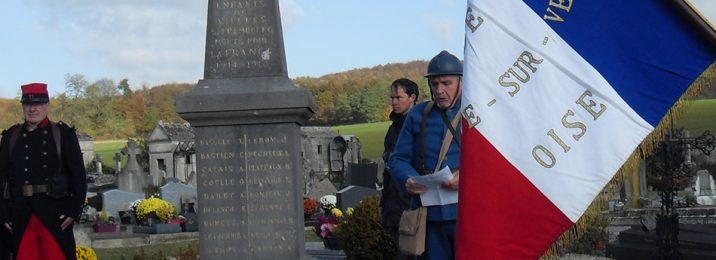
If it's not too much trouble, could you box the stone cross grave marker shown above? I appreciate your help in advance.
[93,154,103,174]
[118,140,147,193]
[113,152,122,173]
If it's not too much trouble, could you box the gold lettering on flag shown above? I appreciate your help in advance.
[462,104,481,128]
[498,51,544,97]
[465,7,483,33]
[532,90,608,169]
[543,0,573,23]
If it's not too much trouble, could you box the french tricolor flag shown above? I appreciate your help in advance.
[457,0,716,258]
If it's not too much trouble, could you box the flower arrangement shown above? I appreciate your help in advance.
[75,245,98,260]
[319,195,337,212]
[313,203,354,249]
[303,197,319,216]
[133,196,176,223]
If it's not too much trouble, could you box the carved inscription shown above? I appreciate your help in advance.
[197,130,296,257]
[205,0,283,78]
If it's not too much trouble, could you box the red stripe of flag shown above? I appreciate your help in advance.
[457,121,574,259]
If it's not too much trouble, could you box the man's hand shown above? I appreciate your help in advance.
[406,178,427,195]
[59,215,74,231]
[3,222,12,234]
[442,171,459,190]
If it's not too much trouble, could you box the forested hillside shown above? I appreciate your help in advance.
[0,60,430,138]
[0,75,191,139]
[296,60,429,125]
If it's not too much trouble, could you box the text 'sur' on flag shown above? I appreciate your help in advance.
[457,0,716,259]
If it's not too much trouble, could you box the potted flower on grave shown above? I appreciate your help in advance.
[75,245,98,260]
[132,196,182,234]
[318,195,337,215]
[92,208,117,233]
[313,198,351,250]
[303,197,319,225]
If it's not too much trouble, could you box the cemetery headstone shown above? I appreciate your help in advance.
[336,185,379,212]
[345,162,377,189]
[175,0,315,258]
[101,189,145,219]
[118,140,148,193]
[94,154,103,174]
[696,170,715,205]
[307,179,338,199]
[114,152,122,173]
[160,181,197,211]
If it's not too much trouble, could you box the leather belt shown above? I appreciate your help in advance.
[22,184,48,197]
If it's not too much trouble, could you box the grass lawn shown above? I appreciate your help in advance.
[94,140,129,168]
[333,121,390,160]
[673,99,716,135]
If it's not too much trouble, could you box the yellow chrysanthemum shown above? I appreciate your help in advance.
[135,197,176,222]
[75,245,98,260]
[346,207,354,217]
[331,208,343,218]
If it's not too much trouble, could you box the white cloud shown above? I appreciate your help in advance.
[426,16,454,43]
[279,0,305,30]
[32,0,207,89]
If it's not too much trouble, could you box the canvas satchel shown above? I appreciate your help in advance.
[398,111,461,256]
[398,206,427,255]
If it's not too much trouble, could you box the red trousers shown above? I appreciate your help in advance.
[16,214,65,260]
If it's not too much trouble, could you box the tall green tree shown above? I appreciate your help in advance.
[118,78,132,97]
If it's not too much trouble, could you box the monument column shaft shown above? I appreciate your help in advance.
[194,124,304,258]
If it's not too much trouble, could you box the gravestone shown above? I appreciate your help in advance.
[113,152,122,173]
[175,0,315,259]
[101,189,145,219]
[336,185,379,212]
[695,170,715,205]
[160,181,197,211]
[93,154,103,174]
[345,162,378,189]
[118,140,148,193]
[307,179,338,199]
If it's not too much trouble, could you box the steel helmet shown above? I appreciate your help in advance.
[424,50,462,78]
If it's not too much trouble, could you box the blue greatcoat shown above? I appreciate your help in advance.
[389,100,460,259]
[390,101,461,220]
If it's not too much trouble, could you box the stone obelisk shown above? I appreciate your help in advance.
[176,0,315,259]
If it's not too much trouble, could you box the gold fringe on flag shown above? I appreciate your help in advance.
[541,61,716,259]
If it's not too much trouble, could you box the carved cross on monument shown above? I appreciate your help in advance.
[122,140,141,163]
[118,139,147,193]
[113,152,123,173]
[93,154,103,174]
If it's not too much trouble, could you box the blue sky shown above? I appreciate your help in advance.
[0,0,714,99]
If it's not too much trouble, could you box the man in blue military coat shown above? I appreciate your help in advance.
[0,83,87,260]
[390,50,463,260]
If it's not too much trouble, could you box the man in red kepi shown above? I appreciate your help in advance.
[0,83,87,260]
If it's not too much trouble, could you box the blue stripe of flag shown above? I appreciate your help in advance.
[522,0,716,127]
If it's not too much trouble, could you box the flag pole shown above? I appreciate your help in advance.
[672,0,716,46]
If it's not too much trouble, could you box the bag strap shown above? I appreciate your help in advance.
[434,112,461,174]
[7,125,20,160]
[439,110,461,145]
[49,121,64,178]
[50,121,61,161]
[417,101,434,175]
